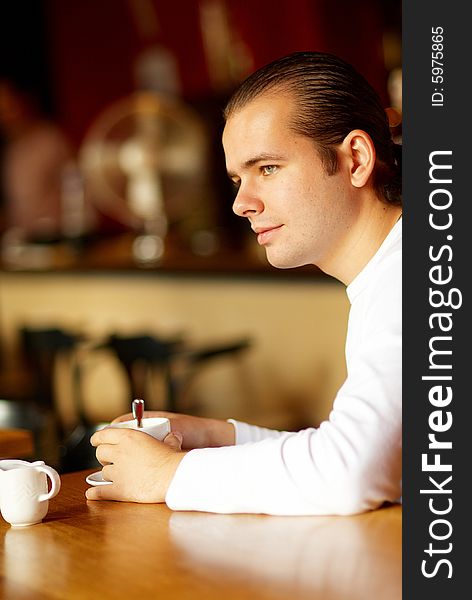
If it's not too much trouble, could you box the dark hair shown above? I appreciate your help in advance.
[224,52,401,205]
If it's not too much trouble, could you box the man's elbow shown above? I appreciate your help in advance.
[321,472,401,516]
[330,490,381,515]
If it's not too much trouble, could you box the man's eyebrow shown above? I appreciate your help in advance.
[227,153,286,178]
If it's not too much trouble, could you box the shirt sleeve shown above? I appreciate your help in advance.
[227,419,291,444]
[166,257,401,516]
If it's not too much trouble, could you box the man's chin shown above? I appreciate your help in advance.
[265,252,308,270]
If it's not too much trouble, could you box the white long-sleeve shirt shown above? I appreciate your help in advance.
[166,220,402,515]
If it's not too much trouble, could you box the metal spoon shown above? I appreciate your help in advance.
[132,398,145,428]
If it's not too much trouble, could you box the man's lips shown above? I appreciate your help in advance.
[252,225,283,245]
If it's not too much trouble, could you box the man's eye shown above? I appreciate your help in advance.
[231,180,241,191]
[261,165,278,176]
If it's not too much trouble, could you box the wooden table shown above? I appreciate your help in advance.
[0,470,402,600]
[0,428,34,459]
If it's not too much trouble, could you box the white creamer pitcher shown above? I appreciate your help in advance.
[0,460,61,526]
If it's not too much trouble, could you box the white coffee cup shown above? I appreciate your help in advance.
[0,462,61,527]
[106,417,171,440]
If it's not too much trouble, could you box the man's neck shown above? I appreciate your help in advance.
[322,200,402,286]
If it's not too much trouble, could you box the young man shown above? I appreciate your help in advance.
[86,52,402,515]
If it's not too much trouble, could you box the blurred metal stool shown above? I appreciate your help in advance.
[102,333,251,413]
[19,326,100,473]
[0,398,44,460]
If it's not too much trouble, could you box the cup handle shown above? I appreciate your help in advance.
[35,465,61,502]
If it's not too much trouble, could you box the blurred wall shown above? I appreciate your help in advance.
[41,0,392,145]
[0,273,349,430]
[0,0,399,432]
[1,0,399,141]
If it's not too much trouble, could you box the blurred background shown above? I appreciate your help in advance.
[0,0,401,472]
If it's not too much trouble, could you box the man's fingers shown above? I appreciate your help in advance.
[110,413,133,424]
[85,485,104,501]
[86,483,120,502]
[102,464,114,480]
[163,431,183,450]
[90,427,134,446]
[95,444,116,466]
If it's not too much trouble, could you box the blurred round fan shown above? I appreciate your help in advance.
[79,92,210,264]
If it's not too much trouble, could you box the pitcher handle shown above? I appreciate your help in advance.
[35,465,61,502]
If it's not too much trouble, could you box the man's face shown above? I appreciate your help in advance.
[222,94,359,271]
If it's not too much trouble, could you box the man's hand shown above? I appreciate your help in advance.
[85,428,186,503]
[111,411,235,449]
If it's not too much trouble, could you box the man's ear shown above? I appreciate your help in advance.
[340,130,376,188]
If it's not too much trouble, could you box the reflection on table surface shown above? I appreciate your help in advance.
[0,469,401,600]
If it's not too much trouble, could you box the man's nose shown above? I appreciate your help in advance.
[232,187,264,218]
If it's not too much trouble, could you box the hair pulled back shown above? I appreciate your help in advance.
[224,51,401,205]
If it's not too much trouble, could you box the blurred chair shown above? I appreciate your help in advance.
[13,326,251,470]
[19,326,100,473]
[0,399,44,460]
[21,327,79,413]
[101,333,252,413]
